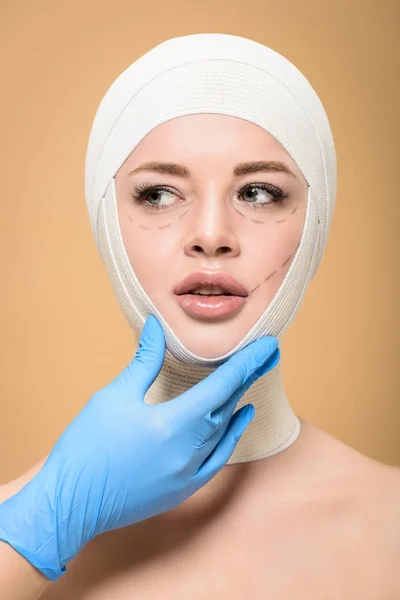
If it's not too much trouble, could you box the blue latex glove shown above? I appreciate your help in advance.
[0,315,279,582]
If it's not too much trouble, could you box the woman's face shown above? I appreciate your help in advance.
[115,114,308,358]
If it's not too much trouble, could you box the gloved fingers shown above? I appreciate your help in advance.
[121,315,166,399]
[190,404,255,486]
[192,372,260,466]
[197,377,253,443]
[167,346,279,446]
[251,347,280,378]
[170,337,278,422]
[191,403,240,470]
[208,361,260,426]
[196,346,280,438]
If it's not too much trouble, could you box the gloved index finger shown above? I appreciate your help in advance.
[170,336,278,421]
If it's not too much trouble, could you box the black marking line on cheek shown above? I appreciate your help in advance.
[139,224,152,230]
[291,206,298,215]
[249,217,265,224]
[158,222,172,229]
[281,253,293,268]
[249,283,260,294]
[179,209,189,220]
[264,270,277,283]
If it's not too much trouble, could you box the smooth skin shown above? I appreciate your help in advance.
[0,541,50,600]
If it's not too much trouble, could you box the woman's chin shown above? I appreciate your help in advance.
[172,320,248,360]
[144,297,263,359]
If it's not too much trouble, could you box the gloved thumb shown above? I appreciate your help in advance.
[124,314,166,398]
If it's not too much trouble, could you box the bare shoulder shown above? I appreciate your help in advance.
[363,458,400,539]
[320,428,400,555]
[344,457,400,597]
[287,422,400,597]
[355,456,400,523]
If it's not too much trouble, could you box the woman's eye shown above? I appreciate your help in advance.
[238,184,288,209]
[144,189,175,206]
[240,186,274,204]
[130,185,178,210]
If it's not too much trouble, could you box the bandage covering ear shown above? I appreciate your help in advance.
[84,33,337,463]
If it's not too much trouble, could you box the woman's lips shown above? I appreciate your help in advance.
[175,293,246,319]
[174,271,248,297]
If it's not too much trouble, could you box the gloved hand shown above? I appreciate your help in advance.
[0,314,280,582]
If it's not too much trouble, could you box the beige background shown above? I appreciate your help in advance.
[0,0,398,483]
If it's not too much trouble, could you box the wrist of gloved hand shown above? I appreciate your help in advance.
[0,453,99,582]
[0,470,67,582]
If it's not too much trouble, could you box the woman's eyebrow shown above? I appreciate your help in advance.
[128,161,297,179]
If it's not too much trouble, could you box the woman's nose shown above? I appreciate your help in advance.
[182,193,240,258]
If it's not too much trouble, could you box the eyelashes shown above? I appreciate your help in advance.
[129,180,289,212]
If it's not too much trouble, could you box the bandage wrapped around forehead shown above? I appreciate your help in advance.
[84,33,337,463]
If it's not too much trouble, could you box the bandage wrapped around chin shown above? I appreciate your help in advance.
[84,33,337,463]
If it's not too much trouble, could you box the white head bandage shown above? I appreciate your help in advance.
[84,33,337,463]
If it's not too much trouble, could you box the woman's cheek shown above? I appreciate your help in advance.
[249,218,302,288]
